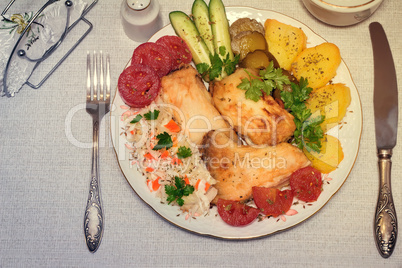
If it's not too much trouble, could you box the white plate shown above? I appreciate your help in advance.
[110,6,362,239]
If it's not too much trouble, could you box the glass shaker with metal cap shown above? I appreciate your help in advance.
[120,0,162,42]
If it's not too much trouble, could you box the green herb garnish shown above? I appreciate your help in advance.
[152,132,173,151]
[165,176,195,206]
[280,77,324,152]
[237,62,291,102]
[144,110,160,120]
[130,114,143,124]
[259,62,291,92]
[176,146,192,159]
[196,46,239,81]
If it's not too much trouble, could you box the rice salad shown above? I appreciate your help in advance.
[122,100,217,216]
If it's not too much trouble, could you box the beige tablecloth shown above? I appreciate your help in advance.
[1,0,402,267]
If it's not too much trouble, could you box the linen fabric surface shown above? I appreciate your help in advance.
[1,0,402,267]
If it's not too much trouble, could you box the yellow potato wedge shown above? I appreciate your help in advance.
[291,43,341,89]
[303,134,344,174]
[306,83,351,131]
[264,19,307,71]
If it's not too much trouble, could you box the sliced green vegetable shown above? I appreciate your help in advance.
[209,0,234,63]
[169,11,211,66]
[192,0,215,54]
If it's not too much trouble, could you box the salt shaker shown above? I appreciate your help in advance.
[120,0,163,42]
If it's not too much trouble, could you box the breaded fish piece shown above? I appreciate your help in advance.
[200,131,310,204]
[161,65,236,146]
[211,68,296,146]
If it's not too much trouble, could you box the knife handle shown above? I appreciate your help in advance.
[374,149,397,258]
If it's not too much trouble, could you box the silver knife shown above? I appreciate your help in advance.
[370,22,398,258]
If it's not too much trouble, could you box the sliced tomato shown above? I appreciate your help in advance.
[118,64,161,108]
[156,35,192,70]
[252,187,293,217]
[217,199,260,226]
[290,166,323,202]
[131,42,173,78]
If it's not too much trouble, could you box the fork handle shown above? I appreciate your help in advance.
[84,119,104,253]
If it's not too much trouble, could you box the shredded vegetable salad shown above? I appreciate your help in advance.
[121,99,217,216]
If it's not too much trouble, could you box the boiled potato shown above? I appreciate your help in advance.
[306,83,351,131]
[303,134,344,174]
[291,43,341,89]
[264,19,307,71]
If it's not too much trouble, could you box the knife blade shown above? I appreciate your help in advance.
[370,21,398,258]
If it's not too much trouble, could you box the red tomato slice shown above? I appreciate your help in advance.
[156,35,192,70]
[290,166,323,202]
[252,187,293,217]
[217,199,260,226]
[118,64,161,108]
[131,42,173,78]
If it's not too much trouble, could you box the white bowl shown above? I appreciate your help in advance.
[301,0,383,26]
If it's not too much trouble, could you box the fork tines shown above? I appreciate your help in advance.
[86,51,110,102]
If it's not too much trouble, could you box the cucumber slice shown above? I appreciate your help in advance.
[169,11,211,66]
[192,0,215,54]
[209,0,234,61]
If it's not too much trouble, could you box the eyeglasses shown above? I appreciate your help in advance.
[1,0,98,97]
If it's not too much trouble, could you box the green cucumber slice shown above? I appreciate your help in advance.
[209,0,234,61]
[169,11,211,66]
[192,0,215,54]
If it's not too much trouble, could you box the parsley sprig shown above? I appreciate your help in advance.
[152,132,173,151]
[281,77,324,152]
[130,110,160,124]
[196,46,239,81]
[130,114,143,124]
[176,146,192,159]
[165,176,194,206]
[237,62,291,101]
[144,110,160,120]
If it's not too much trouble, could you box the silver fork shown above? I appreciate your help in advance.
[83,51,110,253]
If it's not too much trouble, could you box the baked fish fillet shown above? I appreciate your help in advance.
[211,68,296,146]
[201,130,310,204]
[161,65,236,146]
